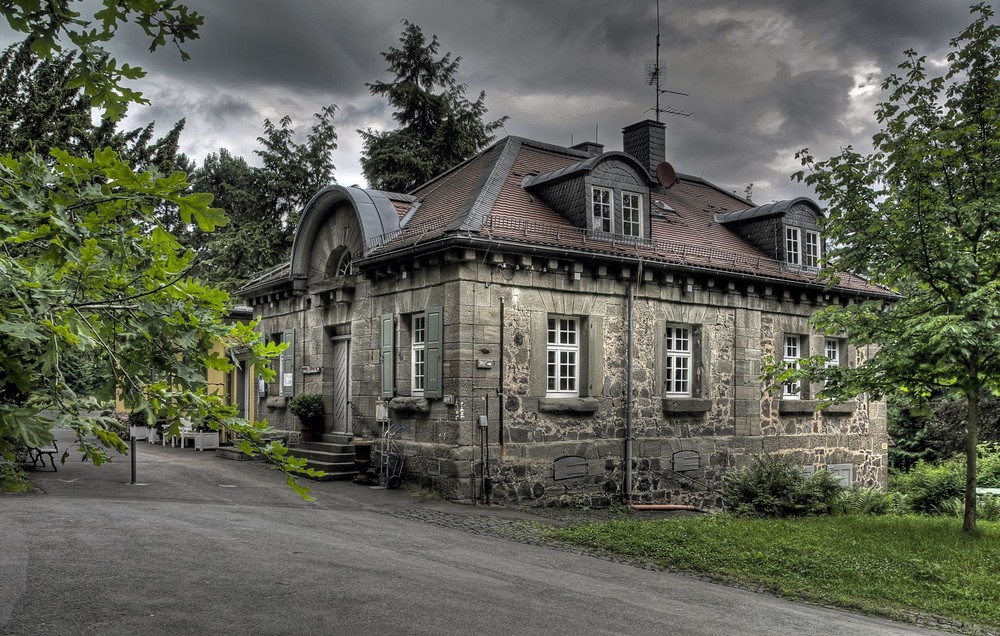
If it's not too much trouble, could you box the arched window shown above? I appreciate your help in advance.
[336,250,353,277]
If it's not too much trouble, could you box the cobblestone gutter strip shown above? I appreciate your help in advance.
[382,507,996,636]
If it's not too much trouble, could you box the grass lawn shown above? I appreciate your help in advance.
[551,514,1000,629]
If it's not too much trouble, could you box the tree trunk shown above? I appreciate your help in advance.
[963,386,979,533]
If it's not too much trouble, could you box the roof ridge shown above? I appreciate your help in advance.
[411,135,511,195]
[447,137,522,233]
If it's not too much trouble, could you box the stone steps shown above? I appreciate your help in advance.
[288,440,358,481]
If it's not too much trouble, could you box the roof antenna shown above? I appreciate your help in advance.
[644,0,690,121]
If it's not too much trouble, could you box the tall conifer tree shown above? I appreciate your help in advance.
[360,20,507,193]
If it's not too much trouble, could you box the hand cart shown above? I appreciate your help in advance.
[376,421,405,489]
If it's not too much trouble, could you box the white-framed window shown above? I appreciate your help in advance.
[803,231,821,268]
[411,314,427,394]
[782,334,801,399]
[664,325,691,396]
[592,187,612,233]
[785,227,800,266]
[824,338,841,368]
[622,192,642,238]
[547,316,578,396]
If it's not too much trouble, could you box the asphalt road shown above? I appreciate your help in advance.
[2,430,941,636]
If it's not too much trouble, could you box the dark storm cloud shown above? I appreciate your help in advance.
[109,0,388,94]
[762,0,973,60]
[30,0,991,202]
[770,66,855,140]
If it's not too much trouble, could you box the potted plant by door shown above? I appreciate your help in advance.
[288,393,326,442]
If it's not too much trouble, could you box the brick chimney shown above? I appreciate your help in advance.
[622,119,666,176]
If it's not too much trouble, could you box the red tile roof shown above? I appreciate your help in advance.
[349,136,890,298]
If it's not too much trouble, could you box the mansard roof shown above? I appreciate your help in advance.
[714,197,821,224]
[349,137,885,297]
[521,151,654,190]
[241,133,892,299]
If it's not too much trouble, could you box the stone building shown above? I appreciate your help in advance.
[239,119,893,507]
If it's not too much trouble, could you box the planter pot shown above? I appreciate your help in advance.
[303,417,325,440]
[129,425,151,440]
[351,440,376,484]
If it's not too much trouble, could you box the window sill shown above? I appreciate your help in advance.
[661,398,711,413]
[538,397,599,414]
[388,397,431,414]
[778,400,857,415]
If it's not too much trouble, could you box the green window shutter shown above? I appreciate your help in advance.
[281,330,295,396]
[380,314,395,398]
[424,306,443,398]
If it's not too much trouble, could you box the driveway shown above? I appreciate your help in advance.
[1,430,941,636]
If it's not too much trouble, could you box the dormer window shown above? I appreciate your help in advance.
[592,187,612,232]
[590,186,646,239]
[785,227,800,266]
[803,231,821,268]
[622,192,643,237]
[785,226,822,269]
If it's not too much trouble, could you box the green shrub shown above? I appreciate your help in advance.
[288,393,325,433]
[0,461,32,494]
[889,459,963,513]
[833,487,909,515]
[936,495,1000,522]
[723,454,845,517]
[889,443,1000,513]
[978,443,1000,487]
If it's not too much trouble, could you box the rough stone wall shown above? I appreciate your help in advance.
[472,266,888,509]
[248,223,888,507]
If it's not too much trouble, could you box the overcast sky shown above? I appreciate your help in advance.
[13,1,988,204]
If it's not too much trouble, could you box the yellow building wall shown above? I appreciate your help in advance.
[115,321,257,435]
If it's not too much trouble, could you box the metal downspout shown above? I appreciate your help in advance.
[624,281,634,503]
[498,295,505,447]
